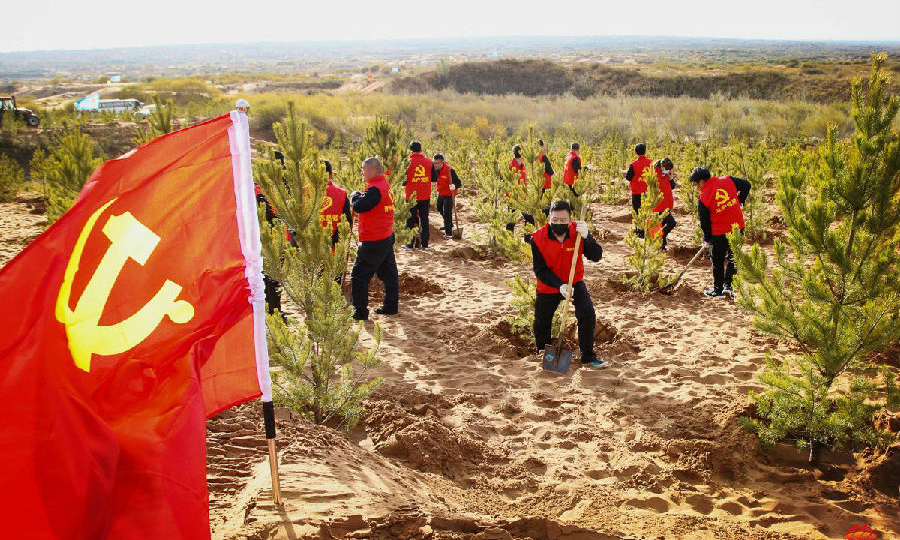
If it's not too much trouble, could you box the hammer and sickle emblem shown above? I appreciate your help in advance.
[55,199,195,372]
[715,188,730,207]
[320,195,333,213]
[414,165,426,180]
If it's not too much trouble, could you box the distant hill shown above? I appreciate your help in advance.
[388,58,900,102]
[2,36,898,80]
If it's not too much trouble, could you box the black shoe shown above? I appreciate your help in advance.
[443,234,453,240]
[704,288,725,298]
[401,244,414,250]
[352,310,368,321]
[723,285,734,298]
[375,307,398,315]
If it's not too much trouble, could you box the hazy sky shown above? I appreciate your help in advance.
[2,0,898,52]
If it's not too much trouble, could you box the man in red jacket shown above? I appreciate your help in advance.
[349,157,399,320]
[689,167,752,298]
[562,142,581,196]
[625,143,653,214]
[530,200,606,368]
[432,153,462,239]
[651,158,677,250]
[320,160,353,249]
[404,140,434,249]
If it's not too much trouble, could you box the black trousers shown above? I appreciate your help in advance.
[436,195,454,236]
[406,199,431,247]
[351,234,399,316]
[567,184,579,197]
[631,194,642,213]
[710,233,738,291]
[534,281,596,360]
[264,275,281,315]
[506,212,535,232]
[660,213,676,248]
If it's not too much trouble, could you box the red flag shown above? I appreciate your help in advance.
[0,112,271,539]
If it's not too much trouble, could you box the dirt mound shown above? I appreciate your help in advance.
[363,392,506,481]
[447,245,496,262]
[562,318,640,359]
[668,244,704,264]
[593,227,622,242]
[608,212,634,224]
[469,320,535,358]
[370,271,443,301]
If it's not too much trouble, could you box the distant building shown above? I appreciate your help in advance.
[74,92,142,113]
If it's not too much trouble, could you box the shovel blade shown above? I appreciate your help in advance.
[542,346,572,373]
[451,228,463,240]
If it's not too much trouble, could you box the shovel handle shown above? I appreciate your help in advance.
[552,204,588,352]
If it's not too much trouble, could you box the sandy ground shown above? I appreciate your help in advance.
[1,194,897,540]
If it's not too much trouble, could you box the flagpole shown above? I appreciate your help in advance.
[262,400,283,505]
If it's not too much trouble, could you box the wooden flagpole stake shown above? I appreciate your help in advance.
[267,438,282,505]
[262,400,283,505]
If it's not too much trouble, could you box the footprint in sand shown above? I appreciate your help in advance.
[623,496,672,513]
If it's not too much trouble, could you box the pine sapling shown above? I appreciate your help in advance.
[624,165,671,292]
[255,102,382,428]
[732,55,900,463]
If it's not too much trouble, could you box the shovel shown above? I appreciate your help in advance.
[451,193,463,239]
[542,207,588,373]
[655,245,704,294]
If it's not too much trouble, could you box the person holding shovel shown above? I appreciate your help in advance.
[320,160,353,250]
[530,200,606,368]
[432,153,461,239]
[688,167,751,299]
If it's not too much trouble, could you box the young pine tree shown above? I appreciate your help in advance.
[598,132,629,205]
[363,116,415,249]
[732,55,900,463]
[472,139,528,260]
[255,102,382,428]
[133,94,175,146]
[0,155,24,202]
[39,125,104,223]
[624,165,671,292]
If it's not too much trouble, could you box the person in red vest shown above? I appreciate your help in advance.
[539,139,554,194]
[562,142,581,196]
[431,153,462,239]
[689,167,752,298]
[530,200,606,368]
[651,157,677,251]
[349,157,399,320]
[506,145,535,231]
[403,140,434,250]
[508,144,528,183]
[625,142,653,214]
[320,160,353,249]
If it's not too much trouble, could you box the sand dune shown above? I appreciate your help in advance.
[1,194,896,540]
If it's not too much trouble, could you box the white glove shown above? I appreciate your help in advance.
[449,184,457,191]
[558,284,571,297]
[575,221,589,239]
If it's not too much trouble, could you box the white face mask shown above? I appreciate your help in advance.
[662,168,670,175]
